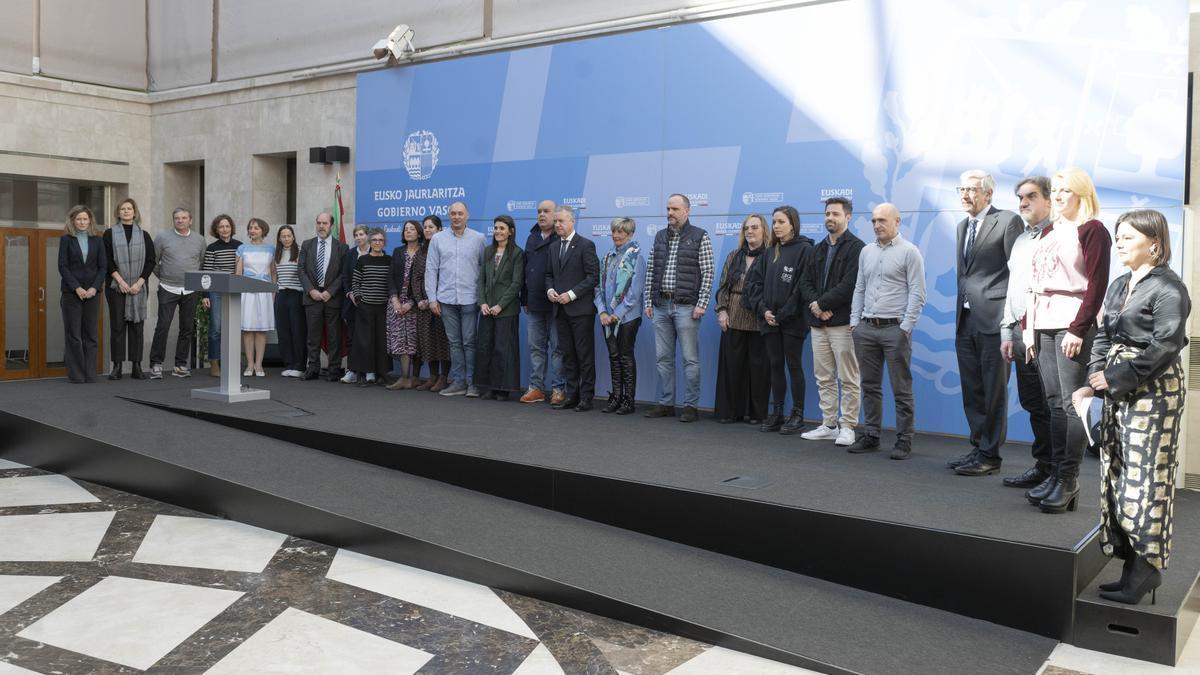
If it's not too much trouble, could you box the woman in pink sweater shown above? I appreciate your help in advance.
[1023,167,1111,514]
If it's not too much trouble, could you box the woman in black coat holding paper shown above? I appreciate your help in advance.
[59,205,107,383]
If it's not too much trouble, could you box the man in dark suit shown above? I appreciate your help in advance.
[545,205,599,411]
[297,211,349,381]
[949,170,1024,476]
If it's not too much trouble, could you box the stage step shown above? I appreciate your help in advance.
[0,381,1057,675]
[1070,490,1200,666]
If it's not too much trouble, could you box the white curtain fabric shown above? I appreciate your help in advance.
[148,0,213,91]
[41,0,147,89]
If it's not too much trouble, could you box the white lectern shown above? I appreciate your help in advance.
[185,271,277,403]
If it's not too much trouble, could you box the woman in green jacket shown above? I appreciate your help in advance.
[474,215,526,400]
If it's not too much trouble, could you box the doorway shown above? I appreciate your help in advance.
[0,228,104,380]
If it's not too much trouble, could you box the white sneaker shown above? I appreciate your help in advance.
[285,369,301,378]
[835,427,857,446]
[341,370,358,384]
[800,425,839,441]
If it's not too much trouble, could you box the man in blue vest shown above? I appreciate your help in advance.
[643,193,715,423]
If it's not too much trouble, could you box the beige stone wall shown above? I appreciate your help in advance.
[0,72,152,227]
[150,74,356,243]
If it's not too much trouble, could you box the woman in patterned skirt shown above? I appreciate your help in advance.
[411,215,451,391]
[385,220,424,390]
[1074,209,1190,605]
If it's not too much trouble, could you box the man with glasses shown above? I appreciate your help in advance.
[948,170,1024,477]
[996,177,1055,488]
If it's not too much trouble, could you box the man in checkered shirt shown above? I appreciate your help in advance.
[642,193,715,423]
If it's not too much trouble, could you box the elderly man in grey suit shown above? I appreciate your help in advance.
[948,170,1024,476]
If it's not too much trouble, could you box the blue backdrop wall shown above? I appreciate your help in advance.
[356,0,1188,439]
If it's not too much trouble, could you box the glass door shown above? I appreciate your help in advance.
[0,228,100,380]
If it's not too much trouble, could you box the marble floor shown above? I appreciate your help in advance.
[0,459,1197,675]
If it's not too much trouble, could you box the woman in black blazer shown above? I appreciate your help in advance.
[59,205,107,383]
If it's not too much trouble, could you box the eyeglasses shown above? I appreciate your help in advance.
[956,186,986,195]
[369,238,385,243]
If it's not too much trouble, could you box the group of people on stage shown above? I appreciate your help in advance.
[57,166,1188,606]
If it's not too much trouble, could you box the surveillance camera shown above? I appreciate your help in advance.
[372,24,415,61]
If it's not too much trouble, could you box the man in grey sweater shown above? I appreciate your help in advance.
[149,207,208,378]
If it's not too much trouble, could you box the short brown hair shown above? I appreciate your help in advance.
[246,217,270,239]
[824,196,853,215]
[1114,209,1171,266]
[209,214,236,238]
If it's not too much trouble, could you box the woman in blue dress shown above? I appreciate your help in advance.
[236,217,276,377]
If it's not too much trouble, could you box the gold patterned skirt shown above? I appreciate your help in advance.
[1098,345,1186,569]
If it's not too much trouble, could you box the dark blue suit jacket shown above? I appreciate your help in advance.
[59,234,106,294]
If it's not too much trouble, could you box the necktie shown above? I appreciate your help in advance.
[964,218,978,263]
[560,239,569,259]
[317,239,327,286]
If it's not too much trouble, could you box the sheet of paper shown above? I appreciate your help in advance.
[1074,394,1095,446]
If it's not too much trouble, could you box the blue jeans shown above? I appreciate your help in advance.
[207,294,222,360]
[440,303,477,386]
[526,310,564,392]
[652,300,701,407]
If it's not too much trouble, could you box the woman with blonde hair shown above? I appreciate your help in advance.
[1074,209,1189,604]
[102,197,156,379]
[1024,167,1111,513]
[59,205,106,383]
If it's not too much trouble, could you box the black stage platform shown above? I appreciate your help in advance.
[2,375,1198,672]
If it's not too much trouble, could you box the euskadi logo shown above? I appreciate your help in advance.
[820,188,853,200]
[563,197,587,210]
[742,191,784,205]
[715,222,741,236]
[591,222,611,237]
[403,130,439,181]
[506,200,537,212]
[684,193,709,207]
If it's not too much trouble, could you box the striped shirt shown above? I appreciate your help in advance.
[352,254,392,305]
[275,251,303,292]
[201,238,242,274]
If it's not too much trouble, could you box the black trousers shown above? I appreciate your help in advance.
[1011,329,1053,471]
[61,292,100,382]
[603,317,641,397]
[713,328,770,421]
[274,289,307,371]
[763,330,806,411]
[349,302,389,376]
[955,313,1010,460]
[475,314,522,392]
[149,288,198,368]
[304,300,343,373]
[105,286,144,364]
[557,312,596,402]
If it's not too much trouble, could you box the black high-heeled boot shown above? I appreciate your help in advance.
[1099,554,1137,592]
[602,357,622,413]
[615,358,636,415]
[760,404,784,432]
[1025,474,1057,505]
[1099,555,1161,605]
[1038,477,1079,514]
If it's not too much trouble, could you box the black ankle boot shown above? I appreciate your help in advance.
[760,404,784,432]
[1039,477,1079,514]
[131,362,145,380]
[1100,554,1137,592]
[108,363,123,380]
[1099,555,1161,605]
[1026,474,1056,505]
[779,409,804,435]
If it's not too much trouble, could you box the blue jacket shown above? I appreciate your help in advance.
[521,224,559,313]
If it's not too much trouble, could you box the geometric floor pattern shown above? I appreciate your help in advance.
[3,462,1199,674]
[0,462,812,674]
